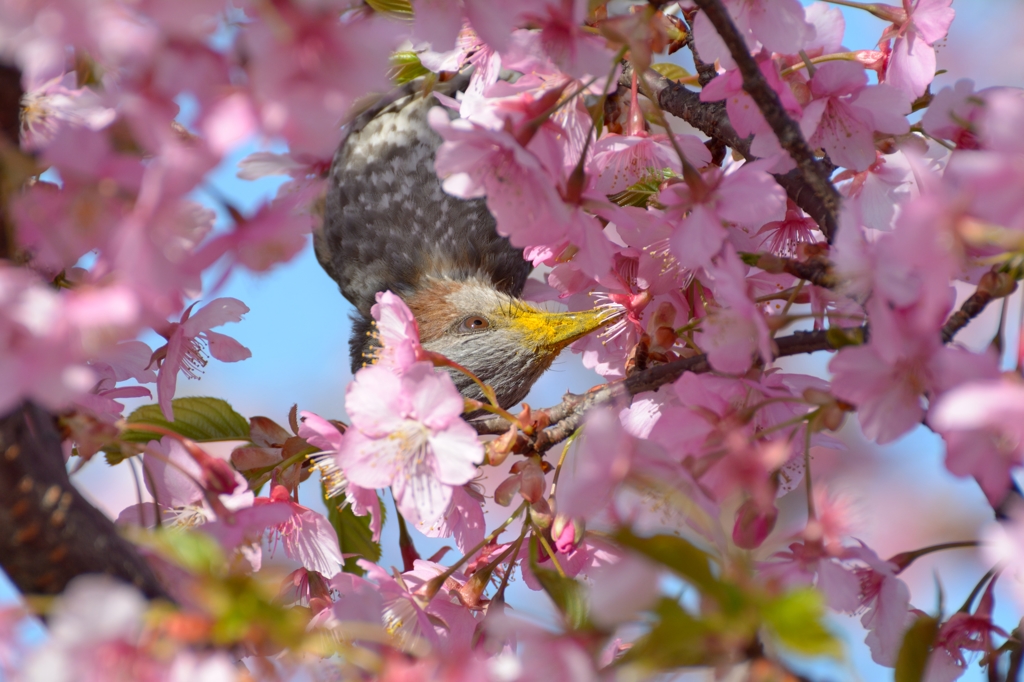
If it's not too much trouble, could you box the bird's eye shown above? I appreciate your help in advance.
[462,316,490,331]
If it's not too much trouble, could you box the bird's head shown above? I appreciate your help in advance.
[403,278,620,408]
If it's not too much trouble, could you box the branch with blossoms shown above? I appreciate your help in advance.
[6,0,1024,680]
[691,0,842,233]
[625,65,840,239]
[474,262,1018,454]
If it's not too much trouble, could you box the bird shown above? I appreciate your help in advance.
[314,81,616,409]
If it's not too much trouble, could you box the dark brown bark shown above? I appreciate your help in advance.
[625,66,839,240]
[689,0,841,239]
[0,403,169,599]
[0,61,168,602]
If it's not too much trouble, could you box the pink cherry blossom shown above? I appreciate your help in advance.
[430,97,572,249]
[834,151,916,232]
[692,0,815,70]
[371,290,426,370]
[802,61,911,172]
[828,298,995,445]
[337,362,483,525]
[21,575,159,682]
[929,378,1024,507]
[358,560,478,653]
[259,485,343,577]
[558,407,639,520]
[517,0,613,80]
[662,160,787,271]
[983,505,1024,610]
[701,57,805,162]
[839,543,916,666]
[977,88,1024,155]
[924,581,1004,682]
[298,410,384,542]
[921,79,986,149]
[242,7,399,156]
[0,268,147,416]
[695,247,773,374]
[879,0,955,98]
[415,484,485,553]
[152,298,252,421]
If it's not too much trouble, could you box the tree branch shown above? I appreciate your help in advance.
[0,403,169,600]
[941,288,994,344]
[473,329,839,446]
[624,65,838,239]
[687,0,842,238]
[476,268,1014,453]
[0,60,169,603]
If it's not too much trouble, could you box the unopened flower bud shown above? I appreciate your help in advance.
[732,499,778,550]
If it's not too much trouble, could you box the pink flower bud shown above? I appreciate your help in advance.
[732,499,779,550]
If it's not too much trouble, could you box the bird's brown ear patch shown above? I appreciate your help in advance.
[404,279,463,342]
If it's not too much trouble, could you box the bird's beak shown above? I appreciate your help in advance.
[511,304,623,354]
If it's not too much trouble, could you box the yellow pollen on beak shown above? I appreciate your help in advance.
[508,303,623,354]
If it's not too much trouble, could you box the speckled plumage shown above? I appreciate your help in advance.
[316,84,616,408]
[316,89,531,373]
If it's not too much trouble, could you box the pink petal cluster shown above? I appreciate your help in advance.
[338,362,483,526]
[878,0,956,98]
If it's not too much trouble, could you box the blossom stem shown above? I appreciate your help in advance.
[754,411,812,441]
[740,396,809,422]
[432,353,523,427]
[780,280,805,318]
[634,68,707,195]
[798,50,818,77]
[532,520,567,577]
[778,52,864,78]
[804,424,816,521]
[957,567,998,614]
[887,540,979,572]
[550,428,583,497]
[492,522,531,606]
[418,501,529,604]
[822,0,904,22]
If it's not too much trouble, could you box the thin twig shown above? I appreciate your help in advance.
[622,65,838,238]
[941,288,994,343]
[688,0,841,237]
[514,329,838,453]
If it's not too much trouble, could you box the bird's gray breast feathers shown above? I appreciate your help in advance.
[316,91,531,327]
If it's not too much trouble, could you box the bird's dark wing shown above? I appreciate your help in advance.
[316,89,531,323]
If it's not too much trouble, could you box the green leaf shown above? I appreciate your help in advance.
[528,536,591,630]
[738,251,762,267]
[122,397,250,443]
[365,0,413,18]
[613,529,723,599]
[618,598,708,670]
[323,482,383,576]
[895,615,940,682]
[825,325,866,350]
[607,168,677,208]
[105,397,250,465]
[389,51,430,85]
[761,588,841,657]
[142,527,226,574]
[651,62,691,82]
